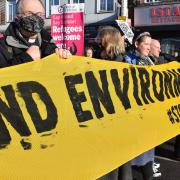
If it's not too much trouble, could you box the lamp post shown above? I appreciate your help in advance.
[121,0,128,18]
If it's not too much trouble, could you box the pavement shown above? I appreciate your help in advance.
[133,137,180,180]
[154,156,180,180]
[98,137,180,180]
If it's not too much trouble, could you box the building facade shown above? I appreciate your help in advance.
[0,0,16,25]
[0,0,119,31]
[134,0,180,57]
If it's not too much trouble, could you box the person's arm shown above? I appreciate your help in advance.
[41,40,57,58]
[9,51,33,65]
[0,45,33,67]
[115,54,124,62]
[0,37,36,67]
[124,54,132,64]
[40,29,71,59]
[123,52,137,65]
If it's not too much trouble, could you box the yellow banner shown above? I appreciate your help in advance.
[0,54,179,179]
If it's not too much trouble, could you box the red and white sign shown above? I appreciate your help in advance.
[134,3,180,27]
[151,6,180,24]
[51,4,84,55]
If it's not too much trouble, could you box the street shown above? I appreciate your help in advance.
[133,137,180,180]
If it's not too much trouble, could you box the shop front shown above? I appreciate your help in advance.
[134,3,180,59]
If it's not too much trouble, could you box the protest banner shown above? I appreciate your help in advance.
[0,55,179,179]
[51,4,84,55]
[116,20,134,44]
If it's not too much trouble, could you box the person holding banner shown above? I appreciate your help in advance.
[95,26,125,62]
[124,32,154,66]
[175,135,180,161]
[84,46,94,58]
[96,26,132,180]
[124,32,161,179]
[149,39,167,65]
[0,0,70,68]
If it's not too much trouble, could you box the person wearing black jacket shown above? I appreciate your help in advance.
[95,26,132,180]
[94,26,125,62]
[0,0,70,68]
[149,39,180,161]
[124,32,160,180]
[175,135,180,161]
[149,39,168,65]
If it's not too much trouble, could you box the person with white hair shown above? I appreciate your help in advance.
[149,39,167,64]
[0,0,70,68]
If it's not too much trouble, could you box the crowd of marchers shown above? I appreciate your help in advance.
[0,0,179,180]
[84,25,179,180]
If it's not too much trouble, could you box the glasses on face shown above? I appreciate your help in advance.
[19,11,45,18]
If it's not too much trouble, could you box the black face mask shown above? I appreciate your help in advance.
[15,14,44,34]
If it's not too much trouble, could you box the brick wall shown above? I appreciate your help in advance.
[0,0,6,25]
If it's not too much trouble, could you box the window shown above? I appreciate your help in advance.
[7,0,16,22]
[97,0,114,13]
[161,38,180,58]
[68,0,85,3]
[145,0,161,3]
[46,0,60,17]
[50,0,60,6]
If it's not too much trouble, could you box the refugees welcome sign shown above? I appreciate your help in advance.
[0,55,179,179]
[51,4,84,56]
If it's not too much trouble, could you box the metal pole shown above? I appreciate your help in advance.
[121,0,128,18]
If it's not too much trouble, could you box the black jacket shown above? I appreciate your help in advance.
[149,55,168,65]
[0,22,57,68]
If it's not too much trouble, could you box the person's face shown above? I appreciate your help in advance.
[150,41,161,58]
[135,36,151,57]
[17,0,45,37]
[86,49,93,58]
[21,0,44,18]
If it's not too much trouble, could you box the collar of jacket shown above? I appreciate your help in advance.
[6,33,42,49]
[134,49,154,66]
[149,54,158,64]
[5,23,42,49]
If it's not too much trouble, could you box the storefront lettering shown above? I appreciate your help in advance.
[151,6,180,17]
